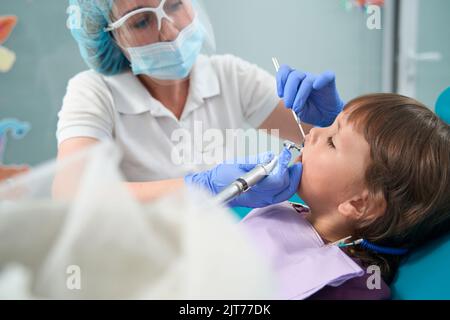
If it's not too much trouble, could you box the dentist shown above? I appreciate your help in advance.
[57,0,343,206]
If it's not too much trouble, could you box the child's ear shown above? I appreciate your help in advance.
[338,189,386,224]
[0,16,18,45]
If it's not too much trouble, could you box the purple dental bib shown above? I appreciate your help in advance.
[240,202,364,300]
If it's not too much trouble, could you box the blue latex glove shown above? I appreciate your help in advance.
[184,148,303,208]
[277,65,345,127]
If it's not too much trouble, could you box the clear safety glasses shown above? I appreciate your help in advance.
[105,0,195,48]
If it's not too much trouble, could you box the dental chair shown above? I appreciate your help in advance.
[392,87,450,300]
[436,87,450,125]
[391,234,450,299]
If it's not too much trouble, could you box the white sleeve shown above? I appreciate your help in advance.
[56,71,115,146]
[232,55,280,128]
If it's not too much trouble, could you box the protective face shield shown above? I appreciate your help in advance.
[104,0,215,81]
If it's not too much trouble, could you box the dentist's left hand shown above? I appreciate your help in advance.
[184,148,302,208]
[277,65,344,127]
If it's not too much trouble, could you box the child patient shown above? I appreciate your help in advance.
[240,93,450,300]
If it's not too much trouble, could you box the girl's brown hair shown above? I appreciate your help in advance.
[343,93,450,284]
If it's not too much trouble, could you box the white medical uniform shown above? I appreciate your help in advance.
[57,54,280,182]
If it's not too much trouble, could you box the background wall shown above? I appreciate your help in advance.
[0,0,85,165]
[416,0,450,107]
[203,0,384,98]
[0,0,384,165]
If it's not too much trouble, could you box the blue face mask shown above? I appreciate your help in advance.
[127,17,205,80]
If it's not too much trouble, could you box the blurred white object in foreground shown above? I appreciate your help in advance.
[0,142,274,299]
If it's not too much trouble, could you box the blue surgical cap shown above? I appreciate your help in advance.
[69,0,129,75]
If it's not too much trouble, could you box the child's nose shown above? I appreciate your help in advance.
[159,18,180,42]
[308,128,319,144]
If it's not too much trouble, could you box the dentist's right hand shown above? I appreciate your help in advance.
[184,148,302,208]
[277,65,344,127]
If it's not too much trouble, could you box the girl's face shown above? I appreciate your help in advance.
[297,113,371,214]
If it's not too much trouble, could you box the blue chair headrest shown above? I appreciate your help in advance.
[436,87,450,124]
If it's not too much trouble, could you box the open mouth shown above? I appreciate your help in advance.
[298,145,305,163]
[295,152,303,164]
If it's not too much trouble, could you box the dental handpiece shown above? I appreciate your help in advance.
[216,141,303,205]
[215,155,279,205]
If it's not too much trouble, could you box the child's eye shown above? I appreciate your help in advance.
[327,137,335,149]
